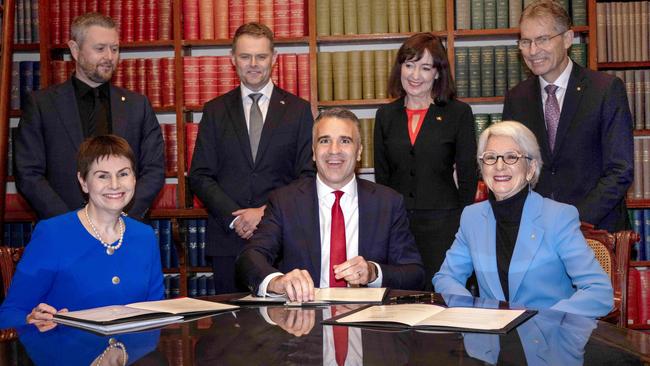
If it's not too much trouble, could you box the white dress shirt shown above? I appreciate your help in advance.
[539,59,573,122]
[258,175,383,296]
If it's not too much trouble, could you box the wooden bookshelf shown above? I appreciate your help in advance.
[598,61,650,69]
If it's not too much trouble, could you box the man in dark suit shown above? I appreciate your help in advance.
[236,108,425,301]
[189,23,314,294]
[502,0,633,232]
[15,13,164,221]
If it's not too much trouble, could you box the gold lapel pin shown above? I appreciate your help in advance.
[436,116,442,121]
[576,87,581,91]
[121,96,126,102]
[280,100,285,105]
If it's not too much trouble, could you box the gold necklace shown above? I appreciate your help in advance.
[84,205,124,255]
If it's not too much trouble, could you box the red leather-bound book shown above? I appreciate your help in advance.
[99,1,111,16]
[199,56,219,104]
[185,123,200,171]
[122,58,137,92]
[273,0,291,38]
[144,0,159,41]
[86,0,99,13]
[184,0,200,40]
[289,0,305,37]
[121,0,135,43]
[159,0,173,40]
[216,56,235,96]
[193,195,204,208]
[146,58,162,108]
[134,0,146,42]
[272,61,280,86]
[164,123,178,175]
[297,53,310,101]
[260,0,274,31]
[628,268,640,326]
[161,57,176,108]
[51,61,68,85]
[199,0,215,40]
[110,0,123,33]
[5,194,32,212]
[70,0,81,24]
[50,0,61,45]
[228,0,244,38]
[244,0,260,23]
[638,268,650,325]
[112,60,125,88]
[282,53,298,95]
[183,57,201,107]
[153,184,178,209]
[213,0,229,40]
[66,61,75,80]
[61,0,71,46]
[135,58,147,96]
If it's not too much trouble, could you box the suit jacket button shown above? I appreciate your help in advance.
[410,170,416,177]
[409,192,415,198]
[112,276,120,285]
[409,149,415,156]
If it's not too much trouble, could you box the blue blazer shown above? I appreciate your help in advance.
[432,191,613,317]
[235,177,425,293]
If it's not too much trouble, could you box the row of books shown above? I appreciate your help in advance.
[604,69,650,131]
[317,49,397,102]
[474,113,503,141]
[595,2,650,63]
[628,267,650,326]
[455,0,586,31]
[163,274,216,299]
[181,219,209,268]
[630,138,650,201]
[151,219,179,269]
[629,209,650,262]
[455,44,587,99]
[183,0,306,40]
[2,222,33,248]
[359,118,374,169]
[161,123,178,176]
[48,0,172,45]
[316,0,447,36]
[9,61,41,111]
[13,0,39,44]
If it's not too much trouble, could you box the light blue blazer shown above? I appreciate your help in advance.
[432,191,613,318]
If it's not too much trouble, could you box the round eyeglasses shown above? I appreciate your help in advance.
[479,151,531,165]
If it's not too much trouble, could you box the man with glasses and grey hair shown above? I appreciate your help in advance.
[502,0,633,232]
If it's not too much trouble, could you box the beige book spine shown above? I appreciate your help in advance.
[330,0,344,35]
[596,3,606,62]
[357,0,372,34]
[317,52,333,101]
[374,50,389,99]
[431,0,446,31]
[387,0,400,33]
[605,2,613,62]
[316,0,331,36]
[371,0,389,33]
[643,138,650,199]
[344,0,358,34]
[634,138,643,199]
[333,52,349,100]
[641,2,649,60]
[633,1,641,61]
[348,51,363,100]
[362,51,375,99]
[419,0,432,32]
[399,0,410,32]
[622,2,631,62]
[408,0,420,32]
[635,70,645,132]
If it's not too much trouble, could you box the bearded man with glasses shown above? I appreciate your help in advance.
[502,0,633,232]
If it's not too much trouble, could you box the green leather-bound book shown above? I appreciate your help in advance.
[455,47,470,98]
[489,113,502,124]
[484,0,497,29]
[316,0,331,36]
[520,59,533,82]
[419,0,432,32]
[496,0,508,29]
[362,51,376,99]
[348,51,363,100]
[399,0,410,32]
[455,0,470,30]
[330,0,345,35]
[469,47,482,98]
[344,0,358,35]
[474,114,491,141]
[333,52,349,100]
[432,0,446,31]
[481,46,495,97]
[571,0,587,26]
[372,0,389,33]
[318,52,333,101]
[408,0,421,32]
[508,0,522,29]
[556,0,569,12]
[569,43,587,68]
[374,50,389,99]
[506,45,521,90]
[471,0,484,29]
[388,0,400,33]
[357,0,372,34]
[494,46,507,96]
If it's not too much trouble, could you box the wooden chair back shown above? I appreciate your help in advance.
[0,246,23,297]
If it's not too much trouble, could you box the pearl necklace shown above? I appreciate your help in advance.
[84,205,124,255]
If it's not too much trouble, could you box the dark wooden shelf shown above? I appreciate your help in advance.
[4,210,36,222]
[187,266,212,272]
[633,130,650,137]
[12,43,39,51]
[9,110,20,118]
[627,324,650,330]
[598,61,650,69]
[318,32,446,44]
[162,268,180,274]
[149,208,208,219]
[460,96,505,104]
[454,25,589,37]
[630,261,650,267]
[625,199,650,208]
[183,36,308,47]
[51,40,175,51]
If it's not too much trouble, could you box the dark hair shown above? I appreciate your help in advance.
[232,22,275,52]
[70,12,117,45]
[520,0,572,33]
[77,135,136,180]
[387,33,456,104]
[313,107,361,141]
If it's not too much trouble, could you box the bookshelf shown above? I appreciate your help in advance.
[0,0,15,236]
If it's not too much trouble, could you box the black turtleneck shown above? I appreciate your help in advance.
[488,186,528,301]
[72,75,112,138]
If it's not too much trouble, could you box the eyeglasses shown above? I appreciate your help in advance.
[479,151,531,165]
[517,31,566,49]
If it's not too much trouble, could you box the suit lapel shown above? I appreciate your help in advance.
[110,85,128,137]
[254,87,285,165]
[413,104,439,149]
[508,193,544,302]
[553,64,585,156]
[296,179,322,283]
[357,180,374,258]
[479,204,507,300]
[226,88,255,167]
[54,80,84,146]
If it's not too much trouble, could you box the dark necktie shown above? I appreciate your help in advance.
[330,191,347,288]
[544,84,560,152]
[248,93,263,161]
[330,306,348,366]
[89,88,109,137]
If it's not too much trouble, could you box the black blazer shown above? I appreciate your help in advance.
[235,177,425,294]
[15,78,165,220]
[502,63,633,232]
[374,97,478,210]
[188,86,314,257]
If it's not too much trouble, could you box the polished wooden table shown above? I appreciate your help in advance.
[1,291,649,365]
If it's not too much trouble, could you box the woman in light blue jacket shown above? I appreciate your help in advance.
[433,121,613,317]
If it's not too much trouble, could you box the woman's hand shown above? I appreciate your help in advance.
[26,303,68,332]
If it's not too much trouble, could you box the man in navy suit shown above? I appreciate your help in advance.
[502,0,633,232]
[189,23,314,294]
[236,108,425,301]
[15,13,164,221]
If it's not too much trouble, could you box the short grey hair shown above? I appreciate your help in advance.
[71,12,117,45]
[520,0,572,33]
[477,121,543,187]
[313,107,361,142]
